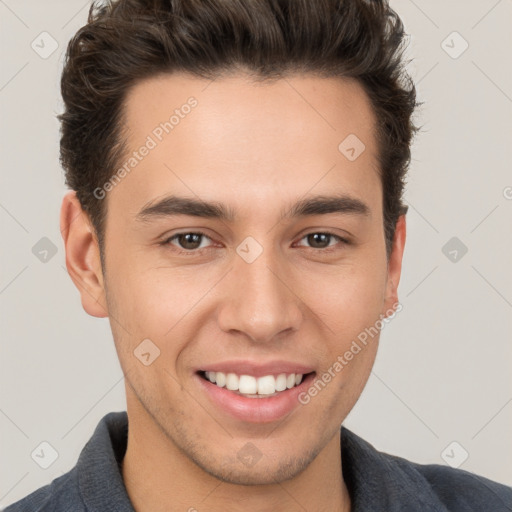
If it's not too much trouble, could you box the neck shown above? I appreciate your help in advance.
[121,400,351,512]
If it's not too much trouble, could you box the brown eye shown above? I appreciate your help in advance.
[164,232,212,252]
[176,233,203,250]
[297,232,347,250]
[306,233,332,248]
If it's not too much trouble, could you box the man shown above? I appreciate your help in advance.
[5,0,511,510]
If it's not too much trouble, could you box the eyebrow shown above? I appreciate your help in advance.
[135,193,371,223]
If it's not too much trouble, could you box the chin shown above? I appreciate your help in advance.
[200,457,311,486]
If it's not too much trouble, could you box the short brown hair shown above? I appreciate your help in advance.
[58,0,421,260]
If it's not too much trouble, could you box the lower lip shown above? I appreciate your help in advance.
[195,372,316,423]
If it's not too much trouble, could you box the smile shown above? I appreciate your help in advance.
[196,370,317,423]
[200,370,309,397]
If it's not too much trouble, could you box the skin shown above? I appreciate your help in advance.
[60,72,406,512]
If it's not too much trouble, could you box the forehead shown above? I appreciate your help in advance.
[114,72,381,220]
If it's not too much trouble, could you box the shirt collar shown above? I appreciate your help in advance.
[341,427,448,511]
[77,411,135,511]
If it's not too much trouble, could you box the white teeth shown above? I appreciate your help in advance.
[215,371,226,387]
[275,374,287,392]
[257,375,275,395]
[239,375,257,394]
[226,373,238,391]
[203,371,307,396]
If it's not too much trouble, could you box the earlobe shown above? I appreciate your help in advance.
[60,191,108,318]
[383,214,406,316]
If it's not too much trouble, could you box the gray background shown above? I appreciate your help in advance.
[1,0,511,507]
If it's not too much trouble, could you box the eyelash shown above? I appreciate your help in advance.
[160,231,350,256]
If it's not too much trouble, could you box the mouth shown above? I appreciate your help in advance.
[195,369,317,423]
[197,370,316,398]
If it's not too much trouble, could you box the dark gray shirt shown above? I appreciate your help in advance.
[4,411,512,511]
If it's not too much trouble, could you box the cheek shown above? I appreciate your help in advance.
[300,261,387,336]
[107,263,220,349]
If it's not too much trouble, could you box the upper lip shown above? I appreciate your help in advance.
[197,360,315,378]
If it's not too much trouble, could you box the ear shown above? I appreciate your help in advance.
[60,191,108,318]
[382,214,406,316]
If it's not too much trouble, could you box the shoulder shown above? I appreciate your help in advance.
[341,427,512,511]
[2,468,85,512]
[2,411,129,512]
[368,444,512,511]
[408,459,512,511]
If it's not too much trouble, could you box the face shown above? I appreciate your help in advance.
[64,72,405,486]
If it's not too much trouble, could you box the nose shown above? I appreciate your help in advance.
[217,245,303,344]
